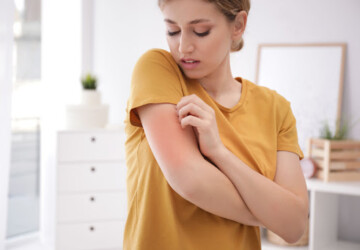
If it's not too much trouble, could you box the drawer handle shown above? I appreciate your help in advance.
[89,226,95,232]
[90,167,96,172]
[90,136,96,143]
[90,196,95,202]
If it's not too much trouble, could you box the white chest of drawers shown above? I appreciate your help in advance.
[56,129,127,250]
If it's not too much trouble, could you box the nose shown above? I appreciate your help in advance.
[178,33,194,54]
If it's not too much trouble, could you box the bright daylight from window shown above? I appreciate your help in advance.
[7,0,41,238]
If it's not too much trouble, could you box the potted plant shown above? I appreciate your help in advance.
[306,119,360,182]
[319,119,348,140]
[65,73,109,129]
[81,73,97,90]
[80,73,101,106]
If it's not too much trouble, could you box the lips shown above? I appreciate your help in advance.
[182,58,198,63]
[180,58,200,70]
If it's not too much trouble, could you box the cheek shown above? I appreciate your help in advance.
[201,31,231,53]
[166,37,173,48]
[203,37,231,62]
[167,38,179,54]
[214,32,232,51]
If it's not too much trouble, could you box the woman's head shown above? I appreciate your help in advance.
[159,0,249,80]
[159,0,250,52]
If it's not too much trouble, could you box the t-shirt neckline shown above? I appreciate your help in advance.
[196,77,247,113]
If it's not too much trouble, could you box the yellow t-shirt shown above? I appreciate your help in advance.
[123,49,304,250]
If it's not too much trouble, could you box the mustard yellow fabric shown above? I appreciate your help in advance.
[123,48,304,250]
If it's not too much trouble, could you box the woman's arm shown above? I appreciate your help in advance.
[176,94,308,243]
[137,103,262,226]
[209,148,309,243]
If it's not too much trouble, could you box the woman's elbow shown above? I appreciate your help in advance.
[283,211,308,244]
[284,223,307,244]
[162,160,198,200]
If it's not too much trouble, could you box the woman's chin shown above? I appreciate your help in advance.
[180,69,205,80]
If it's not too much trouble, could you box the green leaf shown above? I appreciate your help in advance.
[81,73,97,90]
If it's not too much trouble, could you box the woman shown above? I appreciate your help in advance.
[124,0,309,249]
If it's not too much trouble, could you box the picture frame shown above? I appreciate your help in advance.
[255,43,346,150]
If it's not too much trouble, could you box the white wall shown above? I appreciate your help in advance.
[94,0,360,140]
[93,0,168,125]
[41,0,83,246]
[0,1,14,249]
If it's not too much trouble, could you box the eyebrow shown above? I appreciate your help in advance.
[164,18,211,25]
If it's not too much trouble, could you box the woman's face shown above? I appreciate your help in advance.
[161,0,236,80]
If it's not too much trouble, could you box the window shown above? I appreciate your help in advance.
[7,0,41,238]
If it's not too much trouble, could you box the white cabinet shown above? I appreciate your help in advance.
[56,129,126,250]
[261,179,360,250]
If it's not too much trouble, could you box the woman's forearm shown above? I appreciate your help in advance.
[208,146,308,243]
[137,103,262,227]
[175,155,263,227]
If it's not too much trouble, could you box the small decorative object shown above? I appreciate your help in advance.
[266,218,309,246]
[305,119,360,182]
[81,73,97,90]
[319,119,348,141]
[300,158,317,179]
[65,73,109,129]
[306,138,360,182]
[80,74,101,107]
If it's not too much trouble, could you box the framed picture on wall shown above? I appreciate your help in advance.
[255,43,346,151]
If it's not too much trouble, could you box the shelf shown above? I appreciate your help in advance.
[58,126,124,133]
[260,227,309,250]
[314,240,360,250]
[261,235,360,250]
[261,237,308,250]
[306,178,360,196]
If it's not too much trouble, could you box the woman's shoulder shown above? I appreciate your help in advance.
[132,48,182,78]
[137,48,177,66]
[245,78,290,107]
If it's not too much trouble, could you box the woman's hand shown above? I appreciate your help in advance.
[176,94,224,158]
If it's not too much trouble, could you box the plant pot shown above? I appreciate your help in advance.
[65,90,109,129]
[81,89,101,105]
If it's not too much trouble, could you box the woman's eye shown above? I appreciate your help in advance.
[194,30,210,37]
[167,30,180,36]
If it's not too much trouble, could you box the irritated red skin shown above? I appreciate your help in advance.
[140,104,199,173]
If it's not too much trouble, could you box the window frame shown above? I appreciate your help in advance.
[0,0,15,248]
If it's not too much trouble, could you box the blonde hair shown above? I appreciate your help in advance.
[158,0,251,52]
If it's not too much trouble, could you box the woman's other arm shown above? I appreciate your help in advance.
[175,94,308,243]
[137,103,262,226]
[210,148,309,243]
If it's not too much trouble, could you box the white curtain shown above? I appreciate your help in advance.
[0,0,14,249]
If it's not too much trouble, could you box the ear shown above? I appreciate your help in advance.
[232,10,247,41]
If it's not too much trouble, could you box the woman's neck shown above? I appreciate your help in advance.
[198,54,239,99]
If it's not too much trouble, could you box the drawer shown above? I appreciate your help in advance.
[58,162,126,192]
[57,192,127,222]
[56,220,125,250]
[57,131,125,162]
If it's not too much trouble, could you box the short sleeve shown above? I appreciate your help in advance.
[277,101,304,160]
[127,49,184,127]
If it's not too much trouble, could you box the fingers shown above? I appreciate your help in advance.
[176,94,215,129]
[180,114,204,129]
[177,94,213,114]
[178,102,206,120]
